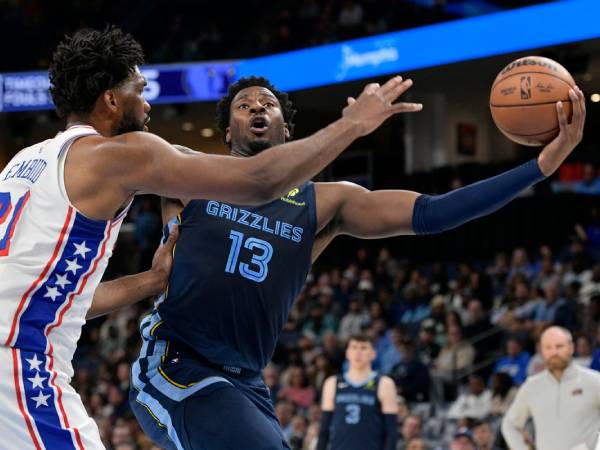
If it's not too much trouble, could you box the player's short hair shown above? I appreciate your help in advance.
[215,76,296,144]
[347,333,375,348]
[49,26,144,117]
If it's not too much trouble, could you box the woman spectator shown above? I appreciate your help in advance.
[278,366,317,409]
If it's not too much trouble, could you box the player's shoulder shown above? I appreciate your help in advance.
[377,375,396,391]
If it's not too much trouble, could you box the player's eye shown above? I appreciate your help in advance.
[238,104,249,109]
[265,102,275,108]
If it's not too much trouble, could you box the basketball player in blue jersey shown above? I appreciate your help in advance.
[125,76,585,450]
[317,334,398,450]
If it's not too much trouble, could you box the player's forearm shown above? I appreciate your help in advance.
[412,159,546,235]
[247,117,361,203]
[87,271,164,320]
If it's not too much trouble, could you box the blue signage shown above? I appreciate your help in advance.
[236,0,600,91]
[1,0,598,112]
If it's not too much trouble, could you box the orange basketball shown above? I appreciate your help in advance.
[490,56,575,146]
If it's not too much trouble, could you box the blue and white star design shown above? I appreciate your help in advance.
[64,258,82,275]
[54,273,71,289]
[73,241,91,259]
[31,391,51,408]
[25,354,43,372]
[28,372,46,389]
[44,286,61,302]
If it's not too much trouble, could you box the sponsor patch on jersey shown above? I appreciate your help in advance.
[280,188,305,207]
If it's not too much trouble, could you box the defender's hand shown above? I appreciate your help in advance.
[342,76,422,137]
[149,225,179,294]
[538,87,586,176]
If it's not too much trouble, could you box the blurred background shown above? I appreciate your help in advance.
[1,1,599,449]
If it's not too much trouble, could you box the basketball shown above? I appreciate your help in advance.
[490,56,575,146]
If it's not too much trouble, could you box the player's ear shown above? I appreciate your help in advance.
[102,89,119,113]
[225,126,231,144]
[284,123,290,140]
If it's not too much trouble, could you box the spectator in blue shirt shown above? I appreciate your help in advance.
[492,337,530,385]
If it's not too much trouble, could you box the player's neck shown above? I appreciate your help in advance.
[346,367,373,383]
[66,114,111,137]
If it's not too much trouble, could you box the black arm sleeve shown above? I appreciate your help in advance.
[383,413,398,450]
[316,411,334,450]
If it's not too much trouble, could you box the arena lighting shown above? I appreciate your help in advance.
[201,128,215,138]
[0,0,599,112]
[591,94,600,103]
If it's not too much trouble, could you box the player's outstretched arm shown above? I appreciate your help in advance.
[103,77,421,205]
[86,226,178,320]
[315,87,585,241]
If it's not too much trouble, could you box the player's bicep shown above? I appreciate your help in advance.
[321,376,337,411]
[336,183,420,238]
[378,377,398,414]
[104,133,266,203]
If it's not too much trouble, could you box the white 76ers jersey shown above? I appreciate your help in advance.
[0,125,129,379]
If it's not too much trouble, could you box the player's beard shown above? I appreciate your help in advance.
[232,139,273,157]
[115,110,145,135]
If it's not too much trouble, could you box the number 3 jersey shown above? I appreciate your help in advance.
[154,182,316,373]
[0,126,129,379]
[331,373,384,450]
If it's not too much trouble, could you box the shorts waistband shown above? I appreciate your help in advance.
[165,341,260,379]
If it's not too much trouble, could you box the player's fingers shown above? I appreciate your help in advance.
[163,225,179,249]
[556,101,568,132]
[347,97,356,105]
[361,83,380,96]
[388,102,423,114]
[569,89,581,125]
[385,79,414,103]
[378,75,403,97]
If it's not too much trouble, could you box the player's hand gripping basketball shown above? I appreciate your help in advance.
[342,76,423,136]
[537,86,586,176]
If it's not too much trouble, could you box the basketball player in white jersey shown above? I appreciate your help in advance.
[0,25,423,449]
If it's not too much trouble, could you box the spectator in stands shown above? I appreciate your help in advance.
[417,319,441,366]
[263,364,282,403]
[447,374,492,420]
[508,248,533,281]
[289,415,308,450]
[472,420,501,450]
[434,325,475,376]
[449,427,477,450]
[533,279,566,333]
[526,341,546,376]
[380,326,405,374]
[398,414,424,449]
[275,401,295,441]
[303,303,337,342]
[390,337,430,402]
[492,337,530,385]
[574,335,593,367]
[573,163,600,195]
[337,297,370,342]
[406,438,429,450]
[278,366,316,409]
[489,372,517,417]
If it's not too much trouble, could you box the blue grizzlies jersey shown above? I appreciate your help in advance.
[331,373,384,450]
[154,182,316,373]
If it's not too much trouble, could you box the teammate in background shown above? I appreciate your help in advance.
[126,75,584,450]
[0,25,419,449]
[317,334,398,450]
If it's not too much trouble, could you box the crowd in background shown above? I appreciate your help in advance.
[70,189,600,450]
[1,0,511,72]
